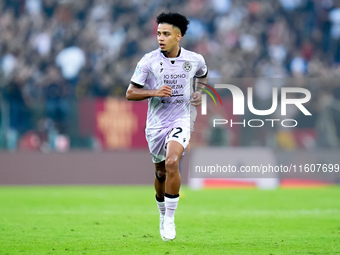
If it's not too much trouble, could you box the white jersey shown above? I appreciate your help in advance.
[131,47,208,132]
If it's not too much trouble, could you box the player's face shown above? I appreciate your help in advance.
[157,23,181,57]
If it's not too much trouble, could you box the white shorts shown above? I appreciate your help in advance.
[146,122,191,163]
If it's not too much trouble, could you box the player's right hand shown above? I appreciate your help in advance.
[156,85,172,97]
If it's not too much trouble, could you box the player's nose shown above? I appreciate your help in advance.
[158,34,165,41]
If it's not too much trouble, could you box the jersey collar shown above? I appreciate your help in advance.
[160,47,181,59]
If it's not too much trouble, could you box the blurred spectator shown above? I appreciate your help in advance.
[290,52,308,77]
[25,0,42,16]
[55,40,86,89]
[1,52,17,78]
[279,0,304,11]
[329,3,340,62]
[3,72,31,134]
[43,65,69,133]
[211,0,232,15]
[316,89,340,147]
[32,27,52,57]
[329,4,340,39]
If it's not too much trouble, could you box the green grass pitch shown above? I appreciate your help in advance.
[0,186,340,254]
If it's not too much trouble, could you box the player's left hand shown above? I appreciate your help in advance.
[191,92,202,107]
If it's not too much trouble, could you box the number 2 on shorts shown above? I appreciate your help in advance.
[172,127,182,138]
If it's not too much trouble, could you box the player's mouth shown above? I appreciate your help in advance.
[159,43,165,49]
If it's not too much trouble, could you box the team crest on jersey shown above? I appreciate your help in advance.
[182,62,192,72]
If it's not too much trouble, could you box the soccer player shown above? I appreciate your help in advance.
[126,12,208,241]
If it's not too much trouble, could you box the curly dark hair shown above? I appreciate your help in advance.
[156,12,190,36]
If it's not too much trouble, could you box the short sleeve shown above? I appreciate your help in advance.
[131,55,150,87]
[194,54,208,78]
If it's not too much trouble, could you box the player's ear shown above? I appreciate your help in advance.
[176,32,182,42]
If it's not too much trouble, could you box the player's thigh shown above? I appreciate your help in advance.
[164,126,189,169]
[165,140,184,170]
[146,129,167,164]
[165,126,190,152]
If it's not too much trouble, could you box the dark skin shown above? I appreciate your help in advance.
[126,23,207,198]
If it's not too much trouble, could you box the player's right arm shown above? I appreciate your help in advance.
[126,84,172,101]
[127,54,172,101]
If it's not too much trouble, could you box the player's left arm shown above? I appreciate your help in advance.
[191,76,208,107]
[191,54,208,107]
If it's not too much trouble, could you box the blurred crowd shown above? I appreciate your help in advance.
[0,0,340,149]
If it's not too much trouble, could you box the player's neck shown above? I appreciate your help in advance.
[163,46,181,58]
